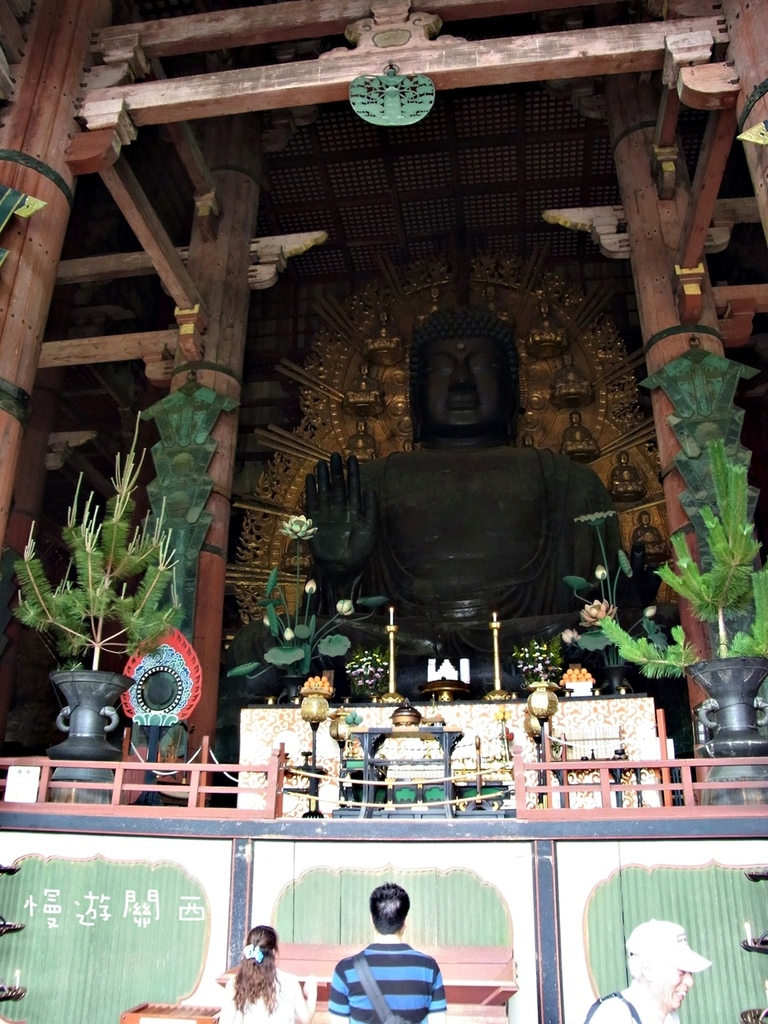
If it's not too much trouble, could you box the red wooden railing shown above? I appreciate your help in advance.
[0,742,287,818]
[0,744,766,819]
[511,747,768,818]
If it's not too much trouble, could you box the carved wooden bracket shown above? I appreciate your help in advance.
[343,2,443,52]
[677,62,740,110]
[652,143,679,200]
[674,262,705,324]
[65,128,122,175]
[712,284,768,347]
[662,30,714,88]
[78,98,138,145]
[193,188,220,242]
[175,304,208,362]
[96,30,151,78]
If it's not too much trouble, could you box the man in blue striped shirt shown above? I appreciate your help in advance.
[328,883,447,1024]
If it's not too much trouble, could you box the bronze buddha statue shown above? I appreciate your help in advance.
[305,307,621,668]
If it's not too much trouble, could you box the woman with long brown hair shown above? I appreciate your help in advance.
[219,925,317,1024]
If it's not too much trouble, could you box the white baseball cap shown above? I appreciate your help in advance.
[626,920,712,973]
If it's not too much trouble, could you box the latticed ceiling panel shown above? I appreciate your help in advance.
[590,182,623,206]
[402,196,457,235]
[314,106,380,152]
[524,85,591,131]
[289,247,349,278]
[274,126,315,158]
[339,199,399,240]
[266,206,336,238]
[348,244,402,273]
[463,192,519,228]
[457,145,518,185]
[527,138,589,182]
[267,164,326,204]
[330,159,390,200]
[404,238,446,262]
[527,185,585,220]
[453,89,519,137]
[392,150,454,191]
[387,98,453,144]
[591,135,617,176]
[527,225,593,258]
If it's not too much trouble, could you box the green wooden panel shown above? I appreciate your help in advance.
[272,866,511,947]
[0,854,210,1024]
[585,864,768,1024]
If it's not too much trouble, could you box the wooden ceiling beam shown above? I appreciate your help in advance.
[99,154,206,312]
[92,0,614,62]
[57,230,328,285]
[38,330,177,369]
[80,16,727,129]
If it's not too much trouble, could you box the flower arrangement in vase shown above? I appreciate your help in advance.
[228,514,387,683]
[511,637,563,688]
[560,509,663,673]
[345,646,388,700]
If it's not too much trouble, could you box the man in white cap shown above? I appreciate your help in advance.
[584,919,711,1024]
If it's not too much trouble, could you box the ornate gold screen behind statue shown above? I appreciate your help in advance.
[230,251,667,623]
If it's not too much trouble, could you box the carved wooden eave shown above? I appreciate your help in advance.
[542,197,759,258]
[56,231,329,286]
[76,16,727,131]
[45,430,99,471]
[46,231,328,378]
[543,199,766,342]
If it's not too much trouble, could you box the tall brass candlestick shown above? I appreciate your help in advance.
[484,612,508,701]
[381,621,404,703]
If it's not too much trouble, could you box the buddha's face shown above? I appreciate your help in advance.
[417,333,513,444]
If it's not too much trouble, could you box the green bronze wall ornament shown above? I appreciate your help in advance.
[349,64,435,126]
[142,377,238,637]
[641,342,759,567]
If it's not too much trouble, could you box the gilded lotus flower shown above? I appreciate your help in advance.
[579,599,616,627]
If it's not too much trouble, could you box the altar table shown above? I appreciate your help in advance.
[239,695,661,817]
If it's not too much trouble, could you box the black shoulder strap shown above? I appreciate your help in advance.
[584,992,642,1024]
[354,953,395,1024]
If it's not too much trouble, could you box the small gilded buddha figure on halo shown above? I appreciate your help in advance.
[559,410,600,462]
[631,509,669,568]
[609,450,647,503]
[550,353,595,409]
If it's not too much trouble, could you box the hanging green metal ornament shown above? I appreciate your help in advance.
[349,64,435,127]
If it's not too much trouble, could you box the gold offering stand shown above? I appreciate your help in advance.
[421,678,472,702]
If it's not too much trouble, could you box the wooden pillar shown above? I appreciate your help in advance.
[0,0,111,555]
[722,0,768,246]
[0,368,65,746]
[171,115,261,745]
[605,75,724,703]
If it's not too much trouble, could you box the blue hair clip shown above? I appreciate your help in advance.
[243,944,265,963]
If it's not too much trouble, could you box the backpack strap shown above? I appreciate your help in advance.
[354,953,397,1024]
[584,991,642,1024]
